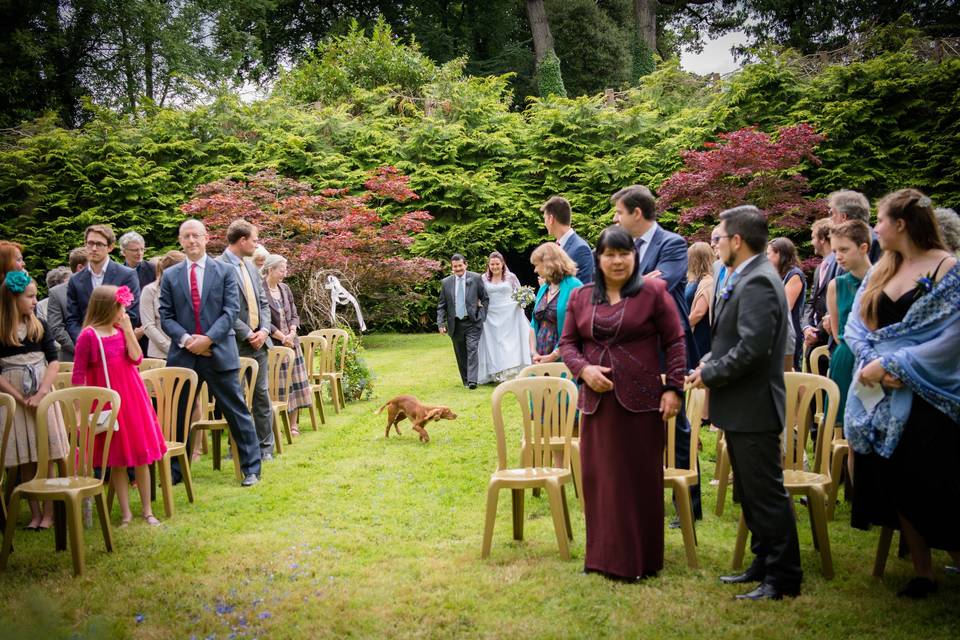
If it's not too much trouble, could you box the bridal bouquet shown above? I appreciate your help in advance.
[512,285,536,309]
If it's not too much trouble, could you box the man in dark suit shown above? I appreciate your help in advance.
[46,248,87,362]
[802,219,836,374]
[65,225,141,343]
[542,195,594,284]
[687,205,802,601]
[219,219,275,459]
[612,184,701,521]
[437,254,488,389]
[159,219,262,486]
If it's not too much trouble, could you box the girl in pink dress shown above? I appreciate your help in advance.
[72,285,166,526]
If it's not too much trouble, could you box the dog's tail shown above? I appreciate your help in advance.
[374,403,388,414]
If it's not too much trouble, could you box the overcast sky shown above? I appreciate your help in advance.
[680,31,749,75]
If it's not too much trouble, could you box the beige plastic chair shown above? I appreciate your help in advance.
[665,386,705,569]
[139,368,198,518]
[714,430,732,516]
[57,361,73,373]
[481,377,577,560]
[311,329,348,412]
[731,372,839,578]
[190,357,258,478]
[267,346,296,447]
[0,393,14,526]
[808,344,831,377]
[298,335,328,430]
[0,386,120,576]
[516,363,583,510]
[138,358,166,372]
[53,371,73,391]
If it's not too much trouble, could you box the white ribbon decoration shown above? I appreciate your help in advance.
[325,275,367,332]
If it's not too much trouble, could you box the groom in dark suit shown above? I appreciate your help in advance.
[160,219,262,486]
[437,254,488,389]
[687,205,802,600]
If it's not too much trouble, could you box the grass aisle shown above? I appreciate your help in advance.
[1,334,957,639]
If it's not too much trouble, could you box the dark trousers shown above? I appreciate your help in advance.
[238,342,274,454]
[450,317,482,386]
[673,405,703,519]
[725,429,802,590]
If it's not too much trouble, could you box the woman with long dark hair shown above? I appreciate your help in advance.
[767,237,806,369]
[559,225,685,581]
[844,189,959,598]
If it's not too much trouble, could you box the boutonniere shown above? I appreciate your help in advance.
[718,273,739,301]
[914,272,935,297]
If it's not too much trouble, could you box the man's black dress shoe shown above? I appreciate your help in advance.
[897,577,938,599]
[720,569,764,585]
[241,474,260,487]
[468,383,477,389]
[735,582,799,601]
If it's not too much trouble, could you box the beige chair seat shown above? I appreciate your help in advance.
[783,470,830,488]
[491,467,572,484]
[16,476,102,496]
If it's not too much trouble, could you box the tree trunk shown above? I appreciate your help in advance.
[525,0,555,65]
[119,22,138,114]
[634,0,657,52]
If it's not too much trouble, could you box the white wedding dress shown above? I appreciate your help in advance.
[477,280,533,384]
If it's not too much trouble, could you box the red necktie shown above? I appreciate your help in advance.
[190,262,202,334]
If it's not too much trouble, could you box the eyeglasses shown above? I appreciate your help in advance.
[85,240,109,249]
[710,235,731,245]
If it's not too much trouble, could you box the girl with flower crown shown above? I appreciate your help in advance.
[0,270,68,530]
[71,285,166,526]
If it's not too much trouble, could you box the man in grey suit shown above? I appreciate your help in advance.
[160,219,262,486]
[687,205,802,601]
[220,219,275,459]
[46,248,88,362]
[437,254,488,389]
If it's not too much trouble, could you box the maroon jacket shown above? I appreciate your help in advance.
[559,279,686,415]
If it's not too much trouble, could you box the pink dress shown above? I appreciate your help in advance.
[71,327,167,468]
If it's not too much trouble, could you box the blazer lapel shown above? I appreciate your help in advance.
[200,257,215,306]
[638,228,661,276]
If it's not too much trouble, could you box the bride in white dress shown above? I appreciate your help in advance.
[477,252,533,384]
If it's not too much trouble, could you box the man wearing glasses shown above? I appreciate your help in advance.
[65,224,141,342]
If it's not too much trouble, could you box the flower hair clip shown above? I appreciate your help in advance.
[917,196,932,209]
[115,285,134,308]
[3,270,30,294]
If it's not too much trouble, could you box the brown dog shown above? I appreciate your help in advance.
[376,395,457,443]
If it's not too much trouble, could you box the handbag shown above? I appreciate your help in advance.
[89,330,118,434]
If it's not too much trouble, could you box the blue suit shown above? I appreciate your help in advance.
[159,255,261,478]
[561,230,594,284]
[65,260,141,343]
[637,224,702,519]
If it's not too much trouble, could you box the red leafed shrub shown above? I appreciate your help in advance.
[182,167,441,330]
[657,124,829,241]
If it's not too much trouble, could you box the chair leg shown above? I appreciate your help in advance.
[810,488,833,579]
[336,378,346,410]
[180,452,195,504]
[211,430,222,471]
[157,455,175,518]
[560,485,573,540]
[0,491,20,570]
[281,410,293,445]
[64,498,85,576]
[272,408,284,455]
[570,442,585,512]
[106,483,116,516]
[307,402,319,431]
[675,483,699,569]
[827,446,847,521]
[715,446,730,517]
[873,526,894,578]
[94,492,113,552]
[328,380,341,414]
[732,511,748,570]
[314,388,326,425]
[511,489,524,541]
[481,483,499,559]
[544,481,571,560]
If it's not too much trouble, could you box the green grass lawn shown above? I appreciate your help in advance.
[1,333,958,639]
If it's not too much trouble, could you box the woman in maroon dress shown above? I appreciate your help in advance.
[559,225,686,581]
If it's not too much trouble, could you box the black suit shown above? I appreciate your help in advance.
[65,261,141,343]
[437,271,488,386]
[701,254,802,592]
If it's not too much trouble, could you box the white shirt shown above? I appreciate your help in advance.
[733,253,760,276]
[636,222,659,266]
[556,228,574,250]
[88,262,108,289]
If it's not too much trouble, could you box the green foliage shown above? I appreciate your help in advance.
[536,51,567,99]
[632,37,657,80]
[547,0,632,97]
[338,324,375,401]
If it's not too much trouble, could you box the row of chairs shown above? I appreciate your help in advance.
[0,328,351,575]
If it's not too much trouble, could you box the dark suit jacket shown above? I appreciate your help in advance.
[801,253,837,343]
[45,282,74,360]
[637,225,696,363]
[219,249,272,342]
[701,255,788,433]
[559,280,686,414]
[159,255,241,372]
[561,230,594,284]
[65,260,141,342]
[437,271,488,334]
[127,260,157,291]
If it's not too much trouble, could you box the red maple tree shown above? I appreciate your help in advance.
[182,167,441,328]
[657,123,829,243]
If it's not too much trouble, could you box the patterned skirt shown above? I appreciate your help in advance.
[1,357,70,467]
[279,338,313,413]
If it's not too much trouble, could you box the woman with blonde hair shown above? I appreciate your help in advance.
[844,189,959,598]
[529,242,582,363]
[685,241,714,361]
